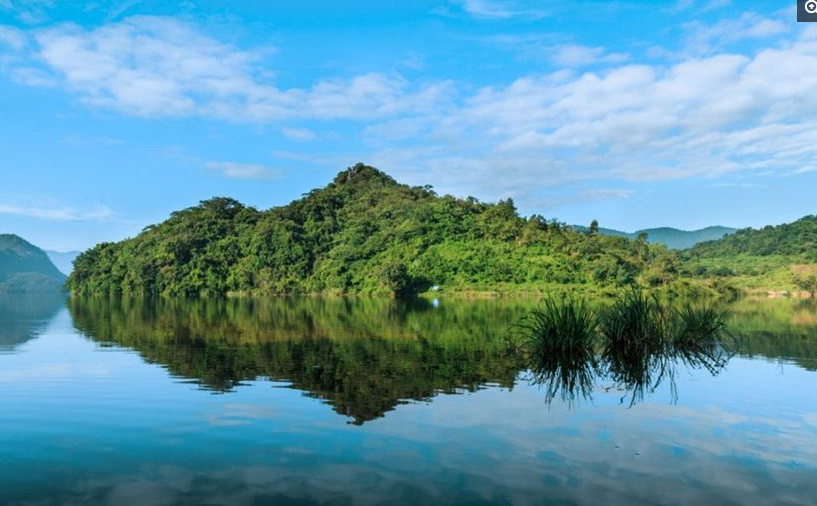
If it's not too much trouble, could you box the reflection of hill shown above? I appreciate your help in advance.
[66,297,817,421]
[0,294,65,348]
[68,297,529,424]
[726,299,817,371]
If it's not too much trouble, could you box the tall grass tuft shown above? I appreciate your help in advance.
[514,290,733,406]
[671,303,732,375]
[599,289,673,405]
[513,297,599,403]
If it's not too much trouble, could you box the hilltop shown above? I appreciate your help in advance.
[68,164,684,296]
[682,215,817,294]
[0,234,67,292]
[687,215,816,259]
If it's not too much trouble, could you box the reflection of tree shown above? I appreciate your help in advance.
[523,294,734,407]
[65,296,817,421]
[0,294,65,349]
[725,298,817,371]
[68,297,528,424]
[526,335,731,407]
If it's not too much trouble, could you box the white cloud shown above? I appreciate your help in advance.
[359,29,817,205]
[0,203,113,221]
[280,127,316,142]
[682,13,788,55]
[0,24,26,50]
[8,16,450,122]
[203,161,280,180]
[3,14,816,213]
[549,44,629,67]
[448,0,547,20]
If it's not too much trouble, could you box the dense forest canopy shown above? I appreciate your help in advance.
[686,215,817,260]
[65,164,816,297]
[67,164,684,296]
[679,214,817,294]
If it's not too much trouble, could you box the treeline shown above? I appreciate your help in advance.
[681,214,817,293]
[68,164,684,296]
[686,215,817,260]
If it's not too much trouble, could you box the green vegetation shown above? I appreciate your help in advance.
[68,296,527,423]
[63,165,814,296]
[794,270,817,298]
[67,164,689,296]
[56,294,815,419]
[682,215,817,294]
[515,290,731,404]
[0,234,67,293]
[514,298,598,403]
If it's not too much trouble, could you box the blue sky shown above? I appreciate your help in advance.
[0,0,815,251]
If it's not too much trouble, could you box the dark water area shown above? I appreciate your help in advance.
[1,295,816,505]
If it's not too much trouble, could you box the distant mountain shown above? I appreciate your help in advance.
[687,215,817,260]
[573,225,736,250]
[0,234,67,292]
[637,226,737,250]
[46,249,81,275]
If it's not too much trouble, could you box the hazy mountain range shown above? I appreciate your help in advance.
[572,225,737,250]
[45,250,81,275]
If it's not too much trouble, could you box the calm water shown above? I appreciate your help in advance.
[1,295,816,506]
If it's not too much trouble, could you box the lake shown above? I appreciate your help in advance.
[1,295,816,506]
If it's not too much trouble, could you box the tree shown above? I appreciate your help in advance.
[794,274,817,298]
[588,219,599,236]
[381,260,411,296]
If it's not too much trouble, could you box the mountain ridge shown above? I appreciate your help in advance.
[571,225,736,250]
[0,234,67,292]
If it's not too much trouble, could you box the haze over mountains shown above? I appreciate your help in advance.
[45,250,81,275]
[572,225,737,250]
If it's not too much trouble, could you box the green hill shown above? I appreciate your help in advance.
[0,234,67,292]
[67,164,684,296]
[573,225,736,249]
[681,215,817,293]
[687,215,817,259]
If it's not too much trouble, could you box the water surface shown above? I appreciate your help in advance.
[1,296,816,505]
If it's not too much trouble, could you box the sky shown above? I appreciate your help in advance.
[0,0,815,252]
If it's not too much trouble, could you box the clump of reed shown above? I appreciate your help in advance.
[599,289,675,405]
[514,288,732,405]
[671,303,732,374]
[512,297,598,403]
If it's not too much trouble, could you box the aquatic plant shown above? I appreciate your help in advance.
[516,289,733,406]
[513,297,599,403]
[671,303,732,375]
[598,290,672,405]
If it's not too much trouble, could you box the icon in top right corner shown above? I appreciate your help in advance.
[800,0,817,21]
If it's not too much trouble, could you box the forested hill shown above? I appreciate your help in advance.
[68,164,683,296]
[0,234,67,292]
[687,215,817,260]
